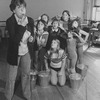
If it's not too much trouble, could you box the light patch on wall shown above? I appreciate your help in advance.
[0,0,84,21]
[95,0,100,6]
[92,7,100,21]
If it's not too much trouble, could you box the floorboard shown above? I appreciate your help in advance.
[37,85,62,100]
[0,41,100,100]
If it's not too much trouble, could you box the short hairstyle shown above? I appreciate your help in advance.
[51,18,60,26]
[36,19,47,31]
[9,0,26,12]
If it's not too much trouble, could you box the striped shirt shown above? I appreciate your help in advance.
[44,49,67,68]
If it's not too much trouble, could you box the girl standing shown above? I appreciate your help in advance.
[71,18,89,64]
[67,17,89,73]
[46,19,67,51]
[41,14,51,27]
[60,10,71,32]
[35,19,49,71]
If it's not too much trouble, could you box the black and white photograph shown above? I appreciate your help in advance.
[0,0,100,100]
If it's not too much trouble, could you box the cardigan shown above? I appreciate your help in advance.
[46,26,67,50]
[6,14,34,65]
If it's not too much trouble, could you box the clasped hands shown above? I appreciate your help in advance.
[18,16,34,43]
[18,15,28,26]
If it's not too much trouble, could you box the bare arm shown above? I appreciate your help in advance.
[79,29,89,43]
[58,50,67,75]
[44,58,49,71]
[73,29,89,43]
[61,57,66,71]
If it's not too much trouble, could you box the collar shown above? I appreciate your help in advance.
[14,14,28,25]
[14,14,21,24]
[52,28,59,32]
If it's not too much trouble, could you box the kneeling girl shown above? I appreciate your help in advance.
[44,39,67,86]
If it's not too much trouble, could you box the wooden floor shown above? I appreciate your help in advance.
[82,46,100,100]
[0,39,100,100]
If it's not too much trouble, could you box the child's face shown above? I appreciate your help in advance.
[72,21,78,28]
[52,21,59,29]
[62,12,69,21]
[38,21,45,30]
[51,40,58,49]
[41,15,48,23]
[13,4,26,19]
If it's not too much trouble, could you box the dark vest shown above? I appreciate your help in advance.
[46,26,67,50]
[6,14,34,65]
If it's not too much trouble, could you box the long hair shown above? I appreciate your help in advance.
[50,39,60,51]
[36,19,47,31]
[68,17,81,33]
[61,10,70,22]
[50,39,61,59]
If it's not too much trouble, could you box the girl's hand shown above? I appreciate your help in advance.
[58,70,63,76]
[77,42,85,46]
[41,38,45,44]
[68,32,73,38]
[46,68,50,73]
[20,16,28,26]
[41,39,46,47]
[72,32,79,37]
[28,36,34,42]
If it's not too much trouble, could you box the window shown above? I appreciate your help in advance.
[92,6,100,21]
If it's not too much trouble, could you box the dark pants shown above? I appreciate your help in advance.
[35,48,46,71]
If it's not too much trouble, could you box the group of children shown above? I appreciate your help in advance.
[5,0,89,100]
[33,11,89,86]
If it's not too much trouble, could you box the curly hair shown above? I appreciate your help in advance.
[61,10,70,21]
[9,0,26,12]
[69,17,81,30]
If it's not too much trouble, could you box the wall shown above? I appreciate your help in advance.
[0,0,84,21]
[83,0,94,22]
[94,0,100,6]
[26,0,84,19]
[0,0,11,21]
